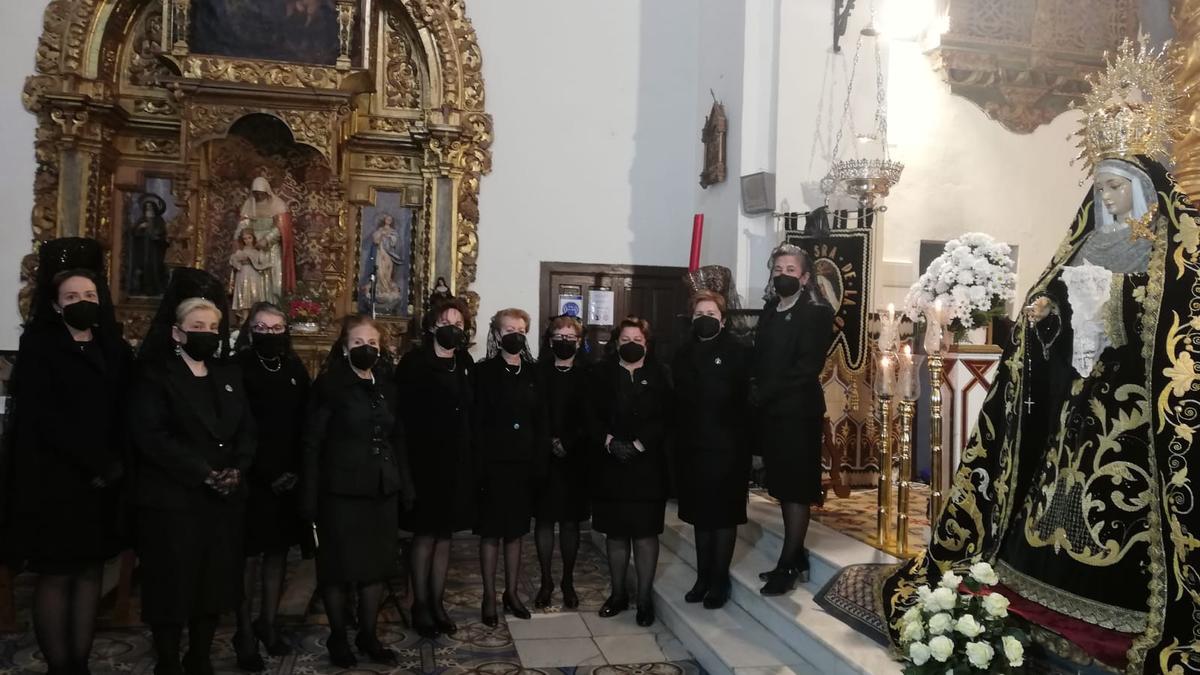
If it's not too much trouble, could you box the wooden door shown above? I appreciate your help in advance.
[540,262,690,364]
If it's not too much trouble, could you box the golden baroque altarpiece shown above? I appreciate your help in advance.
[21,0,492,360]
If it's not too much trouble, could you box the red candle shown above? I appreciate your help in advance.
[689,214,704,272]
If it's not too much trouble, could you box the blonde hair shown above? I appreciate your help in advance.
[175,297,222,325]
[491,307,531,332]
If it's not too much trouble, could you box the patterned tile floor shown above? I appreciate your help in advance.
[0,536,705,675]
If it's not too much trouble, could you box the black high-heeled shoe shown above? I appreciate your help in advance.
[355,632,398,666]
[411,602,441,639]
[598,595,629,618]
[325,632,357,669]
[703,578,731,610]
[230,632,265,672]
[181,653,216,675]
[534,583,554,608]
[504,591,532,620]
[481,598,499,627]
[561,581,580,609]
[684,578,709,603]
[760,567,798,596]
[635,602,656,627]
[252,617,292,657]
[434,613,458,636]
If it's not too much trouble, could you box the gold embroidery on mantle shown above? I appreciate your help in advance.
[998,559,1148,632]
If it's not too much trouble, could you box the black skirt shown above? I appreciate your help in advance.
[315,493,399,585]
[535,455,591,523]
[13,487,122,573]
[762,415,824,505]
[677,446,749,529]
[401,466,476,537]
[244,482,303,555]
[136,506,244,624]
[475,461,533,539]
[592,500,666,538]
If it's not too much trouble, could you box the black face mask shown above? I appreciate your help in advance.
[618,342,646,364]
[499,332,526,355]
[180,331,220,362]
[773,274,802,298]
[348,344,380,371]
[253,332,289,359]
[551,338,578,361]
[692,315,721,340]
[61,301,99,331]
[434,325,465,350]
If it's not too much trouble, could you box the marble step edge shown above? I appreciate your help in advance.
[660,519,903,675]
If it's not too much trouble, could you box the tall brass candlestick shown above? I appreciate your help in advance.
[928,353,945,521]
[896,399,916,555]
[876,395,894,549]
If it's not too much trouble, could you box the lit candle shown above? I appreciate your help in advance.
[880,355,894,397]
[898,345,914,398]
[887,303,895,323]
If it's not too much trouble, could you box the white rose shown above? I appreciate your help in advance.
[908,641,932,666]
[902,606,922,626]
[939,571,964,590]
[927,612,954,635]
[901,619,925,642]
[965,641,995,669]
[983,592,1011,618]
[1002,635,1024,667]
[928,635,955,663]
[931,587,958,612]
[955,614,984,639]
[969,561,999,586]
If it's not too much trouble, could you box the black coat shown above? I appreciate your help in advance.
[672,331,750,451]
[395,344,475,534]
[589,358,672,502]
[7,324,132,564]
[473,355,546,465]
[128,358,256,511]
[752,299,835,419]
[300,361,414,520]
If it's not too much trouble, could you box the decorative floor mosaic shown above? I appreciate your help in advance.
[0,537,706,675]
[810,485,932,552]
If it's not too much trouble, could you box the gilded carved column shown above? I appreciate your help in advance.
[1172,0,1200,199]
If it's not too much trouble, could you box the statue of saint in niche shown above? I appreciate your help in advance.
[125,194,170,296]
[236,177,296,304]
[229,228,272,311]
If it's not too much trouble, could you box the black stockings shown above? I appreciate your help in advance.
[33,566,102,673]
[534,520,580,586]
[150,614,216,672]
[322,582,384,640]
[235,552,287,643]
[410,536,452,621]
[479,536,523,611]
[693,528,736,588]
[605,536,659,606]
[778,501,811,569]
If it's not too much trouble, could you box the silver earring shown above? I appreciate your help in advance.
[174,343,183,357]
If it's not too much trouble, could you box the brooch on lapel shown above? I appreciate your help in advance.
[290,377,297,386]
[714,357,723,365]
[640,379,648,385]
[784,313,792,321]
[225,384,234,393]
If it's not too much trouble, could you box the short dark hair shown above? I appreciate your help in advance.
[50,268,98,296]
[425,296,474,335]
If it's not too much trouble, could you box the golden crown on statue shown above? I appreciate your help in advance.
[1074,34,1182,170]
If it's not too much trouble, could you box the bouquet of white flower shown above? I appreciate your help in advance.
[897,561,1030,674]
[904,233,1017,339]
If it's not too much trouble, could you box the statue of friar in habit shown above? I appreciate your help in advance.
[236,177,295,304]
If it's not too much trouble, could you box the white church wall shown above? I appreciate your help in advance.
[0,2,46,348]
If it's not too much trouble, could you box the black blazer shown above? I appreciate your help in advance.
[752,299,835,418]
[473,355,546,465]
[672,330,750,451]
[237,351,310,487]
[128,358,256,511]
[395,344,473,500]
[590,358,672,502]
[300,361,414,517]
[9,324,131,509]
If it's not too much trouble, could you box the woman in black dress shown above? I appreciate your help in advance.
[533,315,591,610]
[673,290,750,610]
[129,271,254,675]
[591,317,671,627]
[751,244,834,596]
[474,308,542,625]
[7,238,130,675]
[231,302,309,669]
[300,315,414,668]
[398,296,476,639]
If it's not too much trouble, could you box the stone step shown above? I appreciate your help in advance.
[740,494,899,590]
[661,507,902,675]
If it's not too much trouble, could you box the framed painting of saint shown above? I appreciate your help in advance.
[190,0,340,65]
[358,192,413,317]
[122,177,179,298]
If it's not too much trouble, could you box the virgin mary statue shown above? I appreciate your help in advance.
[871,40,1200,673]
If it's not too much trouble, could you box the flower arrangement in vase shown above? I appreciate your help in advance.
[896,562,1029,674]
[287,298,325,333]
[904,233,1017,342]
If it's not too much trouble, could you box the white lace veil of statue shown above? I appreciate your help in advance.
[1092,158,1155,230]
[240,176,289,219]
